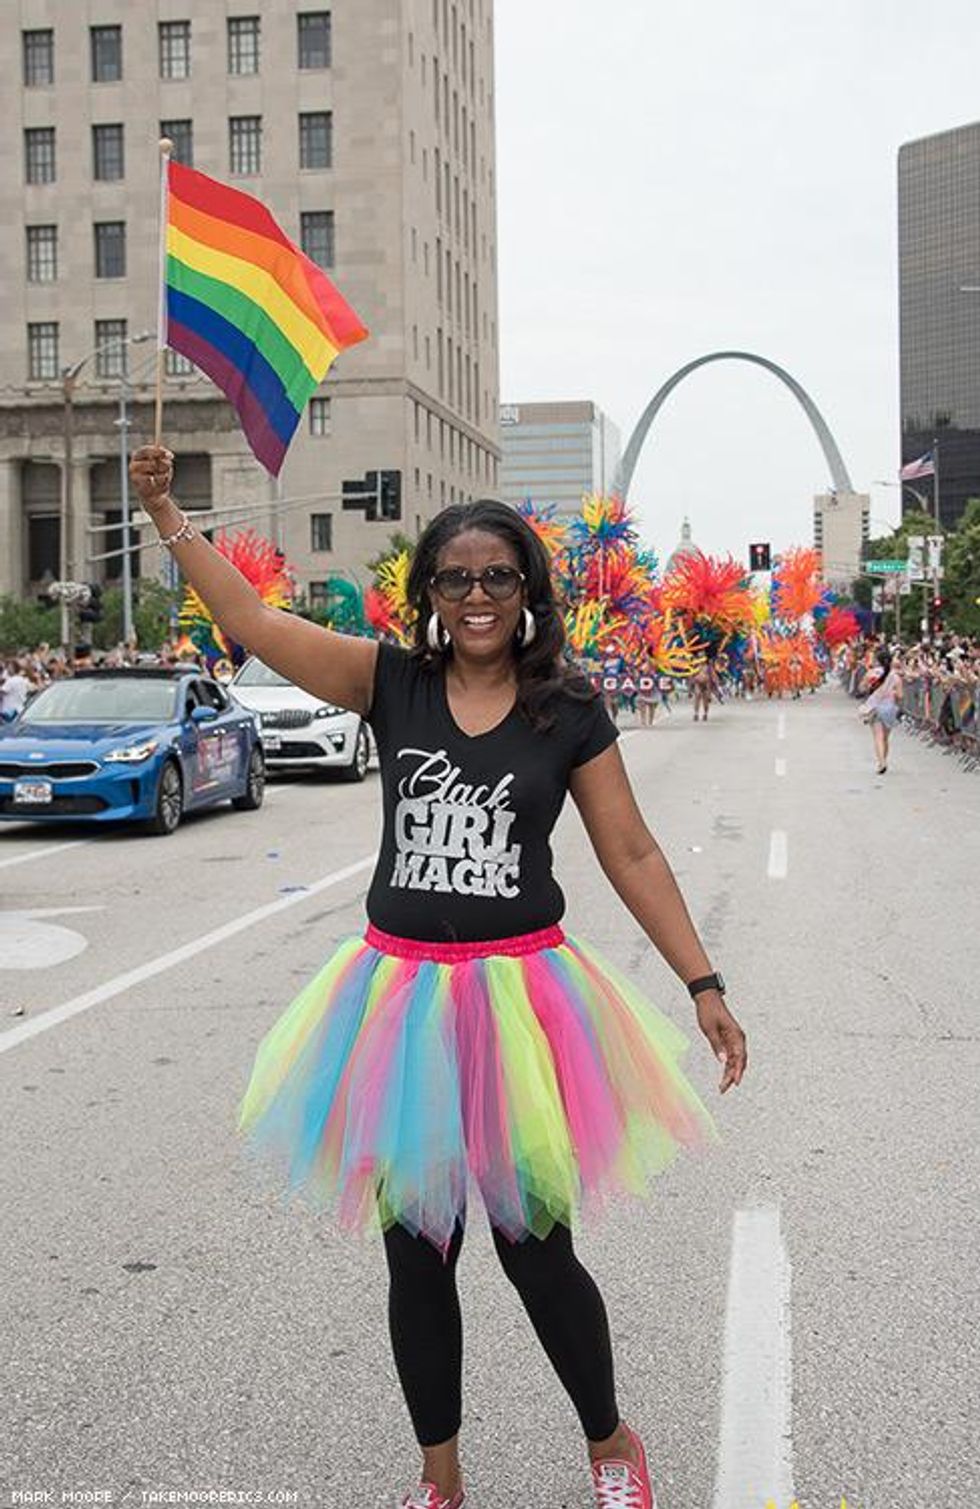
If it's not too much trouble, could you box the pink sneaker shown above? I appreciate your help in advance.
[590,1423,656,1508]
[399,1482,465,1509]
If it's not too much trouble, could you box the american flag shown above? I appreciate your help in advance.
[900,451,935,481]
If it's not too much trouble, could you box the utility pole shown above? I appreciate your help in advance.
[60,369,78,650]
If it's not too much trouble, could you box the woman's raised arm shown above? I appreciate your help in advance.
[130,445,378,715]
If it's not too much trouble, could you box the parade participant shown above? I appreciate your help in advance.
[636,675,657,727]
[861,647,904,774]
[130,444,748,1509]
[691,656,716,721]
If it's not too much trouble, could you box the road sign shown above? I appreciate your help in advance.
[864,559,906,574]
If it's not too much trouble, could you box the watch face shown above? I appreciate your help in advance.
[715,972,726,994]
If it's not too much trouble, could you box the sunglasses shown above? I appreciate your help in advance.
[429,565,525,602]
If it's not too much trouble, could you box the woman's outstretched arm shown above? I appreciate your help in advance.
[130,445,378,714]
[570,743,747,1092]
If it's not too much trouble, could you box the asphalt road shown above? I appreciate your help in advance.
[1,685,977,1509]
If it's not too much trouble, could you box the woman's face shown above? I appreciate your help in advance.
[430,528,526,661]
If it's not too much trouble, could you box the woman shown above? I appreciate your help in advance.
[130,445,747,1509]
[861,647,903,774]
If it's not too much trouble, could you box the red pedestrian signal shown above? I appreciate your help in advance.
[749,542,771,571]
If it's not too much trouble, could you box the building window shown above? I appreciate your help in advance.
[310,513,333,551]
[93,124,124,181]
[26,225,57,283]
[166,349,194,377]
[94,319,128,377]
[159,20,191,79]
[229,116,261,175]
[23,29,54,86]
[161,119,194,167]
[300,211,334,269]
[28,322,59,380]
[299,111,332,170]
[94,221,126,279]
[25,127,56,185]
[298,11,331,69]
[91,25,122,82]
[228,16,260,75]
[28,514,61,583]
[309,396,332,435]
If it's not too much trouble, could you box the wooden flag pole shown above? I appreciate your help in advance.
[154,138,173,446]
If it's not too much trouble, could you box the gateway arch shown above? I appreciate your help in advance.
[614,350,854,500]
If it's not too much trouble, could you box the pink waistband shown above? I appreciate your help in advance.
[363,922,566,962]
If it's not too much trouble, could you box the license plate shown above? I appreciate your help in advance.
[13,779,53,804]
[262,733,282,751]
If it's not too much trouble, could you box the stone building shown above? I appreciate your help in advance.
[0,0,500,615]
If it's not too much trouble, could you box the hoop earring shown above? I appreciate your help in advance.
[427,611,450,651]
[517,607,536,647]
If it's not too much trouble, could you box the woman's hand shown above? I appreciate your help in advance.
[695,992,747,1093]
[130,445,175,512]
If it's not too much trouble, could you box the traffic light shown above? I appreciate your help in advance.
[79,583,103,624]
[380,469,402,521]
[749,542,772,572]
[342,469,402,523]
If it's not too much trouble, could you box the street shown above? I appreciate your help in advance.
[2,686,977,1509]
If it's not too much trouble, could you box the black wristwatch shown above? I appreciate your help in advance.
[687,971,726,1000]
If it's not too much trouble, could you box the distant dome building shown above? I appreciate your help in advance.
[666,516,699,573]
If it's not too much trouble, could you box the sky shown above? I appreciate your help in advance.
[494,0,980,562]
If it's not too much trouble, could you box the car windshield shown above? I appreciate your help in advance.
[20,678,179,725]
[234,659,292,688]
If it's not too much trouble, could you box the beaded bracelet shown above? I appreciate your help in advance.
[157,510,197,550]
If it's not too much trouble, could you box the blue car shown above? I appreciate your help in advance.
[0,667,265,836]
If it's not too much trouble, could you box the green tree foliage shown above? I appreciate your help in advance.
[90,580,180,652]
[943,498,980,635]
[0,595,61,653]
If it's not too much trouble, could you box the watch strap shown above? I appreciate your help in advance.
[687,972,725,1000]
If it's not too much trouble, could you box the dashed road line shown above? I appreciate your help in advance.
[775,758,787,778]
[712,1204,795,1509]
[0,853,376,1055]
[767,829,788,879]
[0,837,92,871]
[776,712,786,741]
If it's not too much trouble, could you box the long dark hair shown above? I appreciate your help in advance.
[406,499,596,730]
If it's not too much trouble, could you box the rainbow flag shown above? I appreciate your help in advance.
[164,161,368,474]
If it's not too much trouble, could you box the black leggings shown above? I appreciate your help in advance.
[383,1214,620,1446]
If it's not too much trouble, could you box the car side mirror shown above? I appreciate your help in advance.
[190,704,219,724]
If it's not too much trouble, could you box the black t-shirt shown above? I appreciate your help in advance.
[364,643,619,943]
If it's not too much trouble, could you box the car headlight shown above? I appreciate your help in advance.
[104,740,160,763]
[314,705,343,719]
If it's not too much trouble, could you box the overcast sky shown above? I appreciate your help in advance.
[494,0,980,562]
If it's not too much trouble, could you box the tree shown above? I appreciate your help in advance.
[0,595,61,653]
[943,498,980,636]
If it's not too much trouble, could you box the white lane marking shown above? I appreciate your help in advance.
[767,829,788,879]
[0,853,376,1054]
[775,758,787,778]
[712,1205,794,1509]
[776,712,786,741]
[0,838,91,872]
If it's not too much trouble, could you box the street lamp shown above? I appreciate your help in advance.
[60,329,153,647]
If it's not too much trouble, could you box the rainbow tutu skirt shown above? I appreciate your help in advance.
[235,922,720,1254]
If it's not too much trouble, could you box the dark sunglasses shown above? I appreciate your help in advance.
[429,565,525,602]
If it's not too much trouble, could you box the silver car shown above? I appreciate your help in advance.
[228,656,372,782]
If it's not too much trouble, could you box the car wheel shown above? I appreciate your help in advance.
[340,721,370,782]
[143,758,183,836]
[232,745,266,810]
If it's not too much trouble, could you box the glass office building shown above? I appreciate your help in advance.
[898,122,980,528]
[499,400,621,517]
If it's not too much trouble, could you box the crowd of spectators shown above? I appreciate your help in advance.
[841,634,979,753]
[0,639,208,720]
